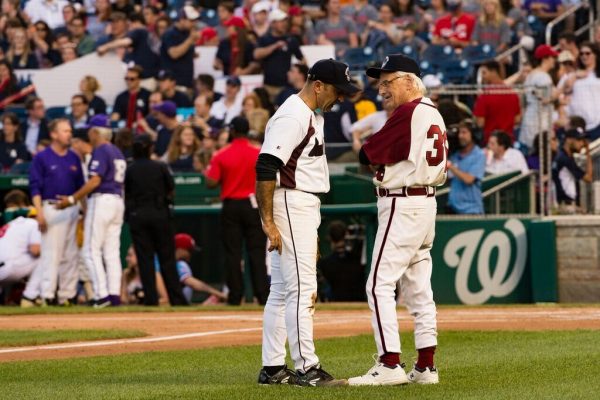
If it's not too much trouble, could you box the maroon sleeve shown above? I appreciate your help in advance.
[361,103,416,165]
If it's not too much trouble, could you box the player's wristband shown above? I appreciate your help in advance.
[68,195,75,205]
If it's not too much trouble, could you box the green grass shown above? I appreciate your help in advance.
[0,330,598,399]
[0,302,598,316]
[0,329,146,347]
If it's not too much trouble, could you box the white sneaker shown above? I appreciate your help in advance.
[407,365,439,384]
[348,357,408,386]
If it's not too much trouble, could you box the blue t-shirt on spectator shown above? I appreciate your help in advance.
[160,27,195,88]
[448,146,486,214]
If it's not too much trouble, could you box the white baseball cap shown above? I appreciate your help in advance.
[269,8,288,22]
[422,74,442,89]
[252,1,271,14]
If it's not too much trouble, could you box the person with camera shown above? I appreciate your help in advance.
[447,119,486,214]
[124,134,188,306]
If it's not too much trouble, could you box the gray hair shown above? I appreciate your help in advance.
[93,127,113,141]
[398,72,427,96]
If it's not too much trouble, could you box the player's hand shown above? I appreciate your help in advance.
[262,221,282,254]
[36,213,47,233]
[55,195,72,210]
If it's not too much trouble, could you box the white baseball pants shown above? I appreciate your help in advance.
[262,189,321,373]
[0,256,38,283]
[25,203,80,302]
[83,194,124,300]
[366,195,438,355]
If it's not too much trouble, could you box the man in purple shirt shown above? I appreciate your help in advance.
[56,115,126,307]
[24,118,84,306]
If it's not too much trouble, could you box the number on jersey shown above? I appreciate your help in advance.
[425,125,448,170]
[114,159,127,183]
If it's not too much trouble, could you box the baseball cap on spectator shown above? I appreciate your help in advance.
[558,50,575,63]
[226,76,242,86]
[252,1,271,14]
[308,59,360,95]
[564,127,586,140]
[85,114,110,129]
[177,5,200,21]
[366,54,421,79]
[223,16,246,29]
[446,0,462,11]
[152,101,177,118]
[157,70,176,81]
[288,6,303,17]
[534,44,559,60]
[228,116,250,135]
[175,233,201,251]
[269,9,288,22]
[199,27,218,44]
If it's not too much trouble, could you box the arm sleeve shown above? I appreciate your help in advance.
[204,154,222,182]
[256,153,284,181]
[362,107,412,165]
[260,116,304,164]
[28,156,43,197]
[467,151,486,181]
[29,223,42,245]
[291,37,303,60]
[563,156,585,180]
[88,149,108,179]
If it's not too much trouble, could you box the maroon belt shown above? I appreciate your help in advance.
[374,187,436,198]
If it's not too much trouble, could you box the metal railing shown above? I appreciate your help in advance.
[546,1,594,45]
[482,171,537,214]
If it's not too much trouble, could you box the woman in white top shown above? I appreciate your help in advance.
[486,130,530,175]
[562,42,600,141]
[520,45,558,150]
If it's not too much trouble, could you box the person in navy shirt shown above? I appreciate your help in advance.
[447,120,486,214]
[57,115,126,307]
[160,6,199,89]
[157,70,193,108]
[26,118,84,306]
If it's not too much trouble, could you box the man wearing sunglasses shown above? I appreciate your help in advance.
[256,59,359,387]
[111,65,151,129]
[349,54,447,386]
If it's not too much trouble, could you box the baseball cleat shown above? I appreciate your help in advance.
[348,358,408,386]
[93,297,112,309]
[407,365,439,384]
[20,296,38,308]
[298,364,348,387]
[257,366,301,386]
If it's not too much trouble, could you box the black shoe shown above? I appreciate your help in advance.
[258,366,301,385]
[298,364,348,387]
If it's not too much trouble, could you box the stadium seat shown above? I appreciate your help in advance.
[200,8,219,27]
[438,59,473,84]
[342,47,378,71]
[46,106,67,120]
[421,45,458,67]
[462,44,496,65]
[4,106,27,121]
[383,44,420,62]
[419,60,437,77]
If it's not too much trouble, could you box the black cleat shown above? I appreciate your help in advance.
[298,364,348,387]
[258,366,301,385]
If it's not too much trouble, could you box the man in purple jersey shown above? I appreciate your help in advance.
[25,118,85,306]
[57,115,126,308]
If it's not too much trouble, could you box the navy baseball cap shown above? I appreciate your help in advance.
[152,101,177,117]
[228,116,249,135]
[226,76,242,86]
[157,70,176,81]
[86,114,110,129]
[307,59,360,95]
[446,0,462,11]
[565,127,587,140]
[366,54,421,79]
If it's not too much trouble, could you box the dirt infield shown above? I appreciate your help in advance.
[1,305,599,363]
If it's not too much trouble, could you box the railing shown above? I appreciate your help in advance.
[482,171,537,214]
[546,1,594,45]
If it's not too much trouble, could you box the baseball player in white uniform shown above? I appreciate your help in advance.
[348,55,448,386]
[0,191,41,296]
[255,59,359,386]
[56,115,126,308]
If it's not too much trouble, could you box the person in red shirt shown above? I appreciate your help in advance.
[204,116,269,306]
[432,0,476,48]
[473,60,521,144]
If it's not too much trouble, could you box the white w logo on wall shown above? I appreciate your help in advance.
[443,219,527,305]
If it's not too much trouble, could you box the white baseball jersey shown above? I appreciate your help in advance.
[362,97,448,190]
[260,95,329,194]
[0,217,40,263]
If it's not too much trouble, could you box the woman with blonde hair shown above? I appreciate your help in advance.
[164,125,202,172]
[471,0,511,54]
[6,27,38,69]
[241,93,269,141]
[79,75,107,115]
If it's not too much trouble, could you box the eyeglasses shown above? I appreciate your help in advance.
[378,75,402,89]
[71,102,84,106]
[580,51,593,56]
[124,77,138,81]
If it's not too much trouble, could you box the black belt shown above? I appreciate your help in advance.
[374,187,436,198]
